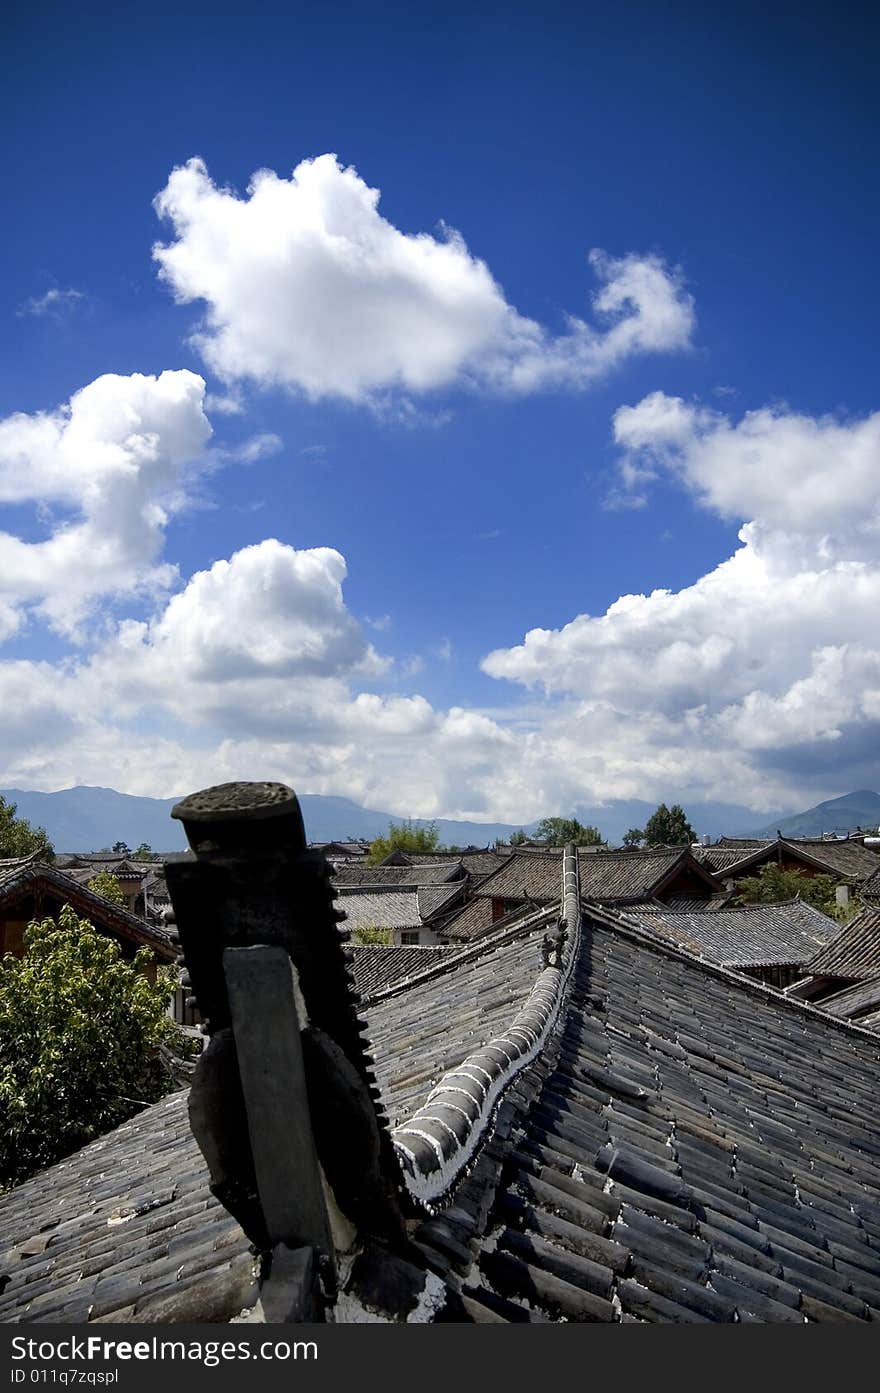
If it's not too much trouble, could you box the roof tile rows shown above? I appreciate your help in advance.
[622,900,842,969]
[706,838,880,882]
[464,911,880,1322]
[806,906,880,980]
[346,944,453,998]
[473,847,719,904]
[333,862,462,889]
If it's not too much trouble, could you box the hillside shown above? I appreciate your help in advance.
[746,789,880,839]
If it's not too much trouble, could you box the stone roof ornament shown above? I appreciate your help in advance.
[165,780,405,1320]
[540,915,568,968]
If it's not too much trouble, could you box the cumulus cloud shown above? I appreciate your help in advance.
[0,538,523,819]
[152,154,694,403]
[0,370,211,637]
[108,539,387,688]
[613,392,880,545]
[482,396,880,808]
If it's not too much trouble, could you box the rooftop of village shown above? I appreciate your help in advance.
[0,782,879,1325]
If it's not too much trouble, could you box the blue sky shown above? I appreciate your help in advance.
[1,1,878,821]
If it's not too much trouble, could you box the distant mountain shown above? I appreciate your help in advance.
[745,790,880,839]
[2,784,790,853]
[0,785,533,853]
[1,786,186,854]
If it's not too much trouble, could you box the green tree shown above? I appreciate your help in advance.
[734,865,841,917]
[367,819,443,865]
[87,870,125,906]
[0,906,179,1187]
[508,828,527,847]
[643,803,696,847]
[534,817,603,847]
[622,828,644,848]
[0,795,53,861]
[111,841,131,855]
[349,925,393,945]
[134,843,154,860]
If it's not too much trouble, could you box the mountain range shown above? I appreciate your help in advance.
[4,783,876,853]
[747,789,880,839]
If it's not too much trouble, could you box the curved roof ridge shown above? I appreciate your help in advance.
[391,847,581,1207]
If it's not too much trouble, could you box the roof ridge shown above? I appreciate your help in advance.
[391,847,582,1207]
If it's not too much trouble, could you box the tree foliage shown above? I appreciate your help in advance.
[621,828,644,848]
[0,795,53,862]
[87,870,125,906]
[367,819,442,865]
[508,829,527,846]
[734,865,841,917]
[0,906,179,1187]
[112,841,131,855]
[534,817,603,847]
[349,925,393,945]
[643,803,696,847]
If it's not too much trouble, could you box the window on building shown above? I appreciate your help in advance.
[399,930,420,946]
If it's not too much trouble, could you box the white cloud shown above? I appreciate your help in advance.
[152,154,694,403]
[482,395,880,808]
[0,538,523,818]
[109,539,387,688]
[16,288,84,318]
[3,382,879,821]
[613,392,880,545]
[0,370,211,637]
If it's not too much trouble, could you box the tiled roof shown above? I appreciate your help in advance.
[661,895,734,912]
[620,900,842,969]
[64,867,143,887]
[700,847,764,873]
[780,840,880,879]
[346,945,453,998]
[862,864,880,900]
[401,851,512,881]
[806,906,880,980]
[333,862,462,889]
[715,839,880,883]
[0,1092,255,1324]
[4,857,880,1323]
[336,890,423,932]
[465,909,880,1323]
[715,839,773,849]
[416,881,464,920]
[433,895,497,942]
[814,977,880,1028]
[473,847,719,904]
[336,884,464,933]
[367,912,560,1129]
